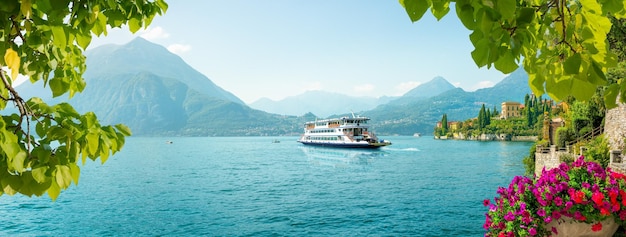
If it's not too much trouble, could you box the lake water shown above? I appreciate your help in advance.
[0,136,531,236]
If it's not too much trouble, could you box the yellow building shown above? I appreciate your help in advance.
[449,121,460,130]
[501,101,522,119]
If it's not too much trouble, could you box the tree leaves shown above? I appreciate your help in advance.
[400,0,626,106]
[400,0,431,22]
[0,0,166,200]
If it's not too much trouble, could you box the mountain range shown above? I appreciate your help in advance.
[14,38,531,136]
[249,76,457,117]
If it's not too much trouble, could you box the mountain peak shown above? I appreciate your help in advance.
[84,37,245,105]
[403,76,456,98]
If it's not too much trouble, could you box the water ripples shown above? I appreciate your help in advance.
[0,137,530,236]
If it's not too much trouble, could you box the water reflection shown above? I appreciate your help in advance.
[299,146,388,168]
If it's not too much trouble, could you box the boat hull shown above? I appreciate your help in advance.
[297,140,391,149]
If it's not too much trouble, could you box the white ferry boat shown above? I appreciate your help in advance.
[297,115,391,149]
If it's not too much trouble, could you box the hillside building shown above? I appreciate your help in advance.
[500,101,522,119]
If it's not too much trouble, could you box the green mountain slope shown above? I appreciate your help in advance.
[84,37,244,105]
[365,67,530,135]
[15,38,311,136]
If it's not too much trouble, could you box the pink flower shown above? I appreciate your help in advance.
[592,192,605,206]
[573,190,585,204]
[483,199,490,207]
[574,211,587,221]
[528,227,537,236]
[592,222,603,232]
[551,226,558,235]
[504,212,515,221]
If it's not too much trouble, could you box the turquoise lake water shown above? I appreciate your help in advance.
[0,136,531,236]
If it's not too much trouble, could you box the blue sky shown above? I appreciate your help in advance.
[91,1,509,103]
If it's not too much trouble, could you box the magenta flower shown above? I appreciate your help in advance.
[485,156,626,236]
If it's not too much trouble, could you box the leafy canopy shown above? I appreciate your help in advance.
[0,0,167,200]
[399,0,626,108]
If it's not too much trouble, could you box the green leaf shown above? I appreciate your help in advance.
[51,26,67,49]
[570,78,596,101]
[516,7,535,27]
[471,38,490,67]
[1,175,22,196]
[496,0,516,20]
[604,84,619,109]
[47,181,60,201]
[49,77,69,97]
[128,17,142,33]
[115,124,132,136]
[76,33,92,50]
[587,60,608,85]
[33,0,52,12]
[400,0,431,22]
[11,150,27,172]
[86,133,99,155]
[32,166,49,183]
[21,0,32,19]
[494,51,518,73]
[456,0,475,29]
[55,165,72,188]
[69,163,80,185]
[528,72,545,97]
[563,53,582,75]
[431,0,450,20]
[545,76,572,101]
[156,0,169,12]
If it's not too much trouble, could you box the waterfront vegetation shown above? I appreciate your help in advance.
[434,94,552,138]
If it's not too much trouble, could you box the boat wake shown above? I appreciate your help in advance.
[382,147,420,152]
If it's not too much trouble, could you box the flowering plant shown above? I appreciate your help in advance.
[484,156,626,236]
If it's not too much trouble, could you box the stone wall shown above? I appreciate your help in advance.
[605,102,626,151]
[609,150,626,174]
[450,133,537,142]
[512,136,538,142]
[534,145,570,176]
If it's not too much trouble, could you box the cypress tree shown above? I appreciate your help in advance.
[441,113,448,135]
[478,104,486,129]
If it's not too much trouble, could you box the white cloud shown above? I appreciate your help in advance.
[394,81,421,96]
[167,44,192,54]
[140,26,170,40]
[353,84,375,93]
[470,81,495,91]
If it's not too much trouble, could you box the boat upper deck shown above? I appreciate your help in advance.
[304,117,370,130]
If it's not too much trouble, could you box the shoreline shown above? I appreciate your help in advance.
[434,133,538,142]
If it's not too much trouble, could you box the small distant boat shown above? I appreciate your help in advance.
[297,114,391,149]
[166,140,173,144]
[413,133,421,137]
[272,139,280,143]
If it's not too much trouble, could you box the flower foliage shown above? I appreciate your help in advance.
[484,156,626,236]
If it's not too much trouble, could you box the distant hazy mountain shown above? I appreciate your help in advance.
[365,67,530,135]
[386,76,457,106]
[249,90,395,117]
[403,76,456,98]
[248,76,455,118]
[15,38,309,136]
